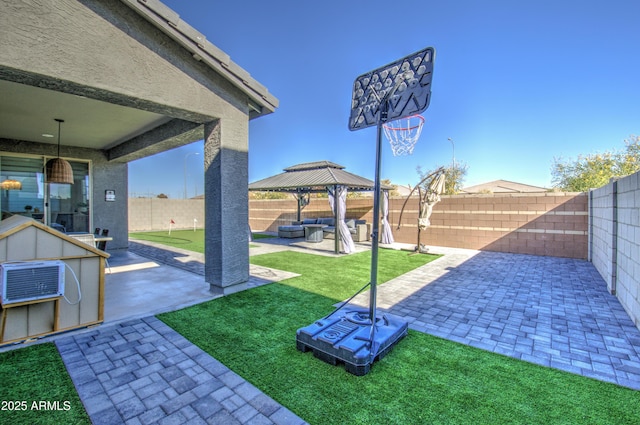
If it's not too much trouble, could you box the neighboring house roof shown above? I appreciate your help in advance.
[461,180,548,193]
[394,184,415,197]
[249,161,392,192]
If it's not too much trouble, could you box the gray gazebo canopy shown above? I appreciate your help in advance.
[249,160,390,193]
[249,161,392,253]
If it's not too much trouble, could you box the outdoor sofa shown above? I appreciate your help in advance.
[277,217,369,242]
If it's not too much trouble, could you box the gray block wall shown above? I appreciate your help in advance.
[590,171,640,329]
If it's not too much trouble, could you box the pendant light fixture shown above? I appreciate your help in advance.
[0,178,22,190]
[45,118,74,184]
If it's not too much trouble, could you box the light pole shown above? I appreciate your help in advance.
[447,137,455,168]
[183,152,199,199]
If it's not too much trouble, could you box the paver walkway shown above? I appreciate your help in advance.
[56,317,306,425]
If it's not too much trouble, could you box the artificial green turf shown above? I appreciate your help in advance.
[129,229,274,252]
[0,343,90,425]
[157,249,640,425]
[129,229,206,253]
[251,232,277,240]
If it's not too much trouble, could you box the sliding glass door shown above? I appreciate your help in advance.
[0,155,90,233]
[47,161,90,233]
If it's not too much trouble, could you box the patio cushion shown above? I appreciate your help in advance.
[278,225,304,239]
[318,217,335,226]
[279,225,304,231]
[302,218,317,224]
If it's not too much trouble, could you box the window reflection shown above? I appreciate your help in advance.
[0,156,45,221]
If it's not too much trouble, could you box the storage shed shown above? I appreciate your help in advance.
[0,215,108,345]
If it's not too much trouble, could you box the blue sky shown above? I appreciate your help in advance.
[128,0,640,198]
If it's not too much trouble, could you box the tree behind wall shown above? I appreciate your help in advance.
[551,135,640,191]
[416,161,468,195]
[249,191,289,200]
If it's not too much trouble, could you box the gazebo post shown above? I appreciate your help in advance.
[334,185,340,254]
[296,190,302,222]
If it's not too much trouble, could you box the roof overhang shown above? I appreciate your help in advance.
[121,0,278,118]
[0,0,278,159]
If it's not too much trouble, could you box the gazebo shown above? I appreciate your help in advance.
[249,161,394,253]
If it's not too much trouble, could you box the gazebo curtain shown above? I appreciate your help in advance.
[380,190,394,244]
[328,185,355,253]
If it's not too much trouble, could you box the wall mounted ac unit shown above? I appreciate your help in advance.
[0,261,65,305]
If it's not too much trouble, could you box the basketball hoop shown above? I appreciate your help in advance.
[383,114,425,156]
[295,47,435,376]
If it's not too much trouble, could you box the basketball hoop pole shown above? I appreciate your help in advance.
[368,77,409,354]
[369,127,382,319]
[368,101,389,352]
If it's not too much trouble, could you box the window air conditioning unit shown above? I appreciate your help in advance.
[0,261,65,305]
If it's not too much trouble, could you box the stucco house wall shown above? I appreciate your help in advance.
[0,0,277,294]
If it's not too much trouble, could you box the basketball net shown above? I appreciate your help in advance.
[382,114,425,156]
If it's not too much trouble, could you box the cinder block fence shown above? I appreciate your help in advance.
[129,198,204,232]
[128,193,589,259]
[589,172,640,329]
[249,192,588,259]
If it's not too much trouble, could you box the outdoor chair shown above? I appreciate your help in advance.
[69,233,97,247]
[97,229,109,251]
[69,233,111,273]
[51,223,66,233]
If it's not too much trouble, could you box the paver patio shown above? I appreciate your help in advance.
[347,246,640,390]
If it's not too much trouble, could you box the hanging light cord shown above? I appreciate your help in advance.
[55,118,64,157]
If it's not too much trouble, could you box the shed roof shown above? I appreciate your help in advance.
[249,161,391,192]
[0,215,110,259]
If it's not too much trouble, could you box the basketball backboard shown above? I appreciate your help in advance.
[348,47,435,131]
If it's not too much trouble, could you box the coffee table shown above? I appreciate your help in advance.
[303,224,326,243]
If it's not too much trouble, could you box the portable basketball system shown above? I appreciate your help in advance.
[296,47,436,375]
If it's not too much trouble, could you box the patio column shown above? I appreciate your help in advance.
[203,118,250,295]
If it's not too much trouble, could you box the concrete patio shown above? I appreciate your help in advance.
[103,242,299,323]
